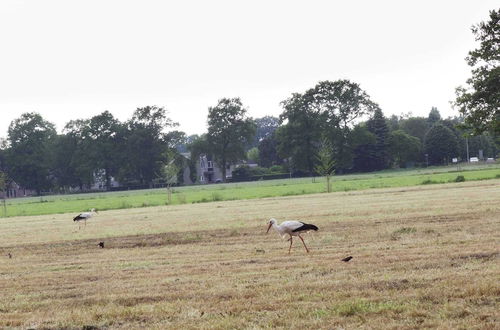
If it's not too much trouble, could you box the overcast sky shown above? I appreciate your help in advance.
[0,0,497,137]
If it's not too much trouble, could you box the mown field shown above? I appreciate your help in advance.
[0,179,499,329]
[2,163,500,218]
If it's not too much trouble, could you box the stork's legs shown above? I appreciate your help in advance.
[298,235,310,253]
[288,236,293,254]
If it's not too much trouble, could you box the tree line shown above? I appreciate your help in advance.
[0,8,497,195]
[0,86,496,195]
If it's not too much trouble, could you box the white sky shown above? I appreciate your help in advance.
[0,0,497,137]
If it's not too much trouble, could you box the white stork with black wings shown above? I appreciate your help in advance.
[73,208,97,229]
[266,218,318,253]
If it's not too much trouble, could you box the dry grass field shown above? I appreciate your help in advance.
[0,180,499,329]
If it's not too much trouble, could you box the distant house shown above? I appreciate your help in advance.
[197,154,223,183]
[195,153,256,183]
[89,170,122,190]
[0,181,36,198]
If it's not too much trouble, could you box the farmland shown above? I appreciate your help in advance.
[0,179,499,329]
[2,163,500,218]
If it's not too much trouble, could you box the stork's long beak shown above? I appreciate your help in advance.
[266,223,272,233]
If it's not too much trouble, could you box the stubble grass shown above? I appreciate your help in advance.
[0,180,499,329]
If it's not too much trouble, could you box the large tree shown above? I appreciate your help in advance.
[85,111,123,189]
[207,98,256,182]
[455,8,499,136]
[6,112,57,194]
[366,108,390,170]
[278,80,378,174]
[277,93,322,175]
[251,116,280,148]
[306,80,379,170]
[351,124,377,172]
[258,132,282,167]
[427,107,442,125]
[399,117,429,143]
[424,123,459,165]
[388,130,422,167]
[62,119,95,189]
[120,106,179,187]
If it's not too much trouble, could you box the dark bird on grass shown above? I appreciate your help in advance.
[7,253,12,259]
[266,218,318,254]
[73,208,97,229]
[98,242,104,248]
[341,256,353,262]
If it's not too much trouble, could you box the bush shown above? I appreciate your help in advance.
[455,175,466,182]
[249,166,270,176]
[231,165,252,181]
[269,165,285,173]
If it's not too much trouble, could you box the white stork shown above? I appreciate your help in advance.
[266,218,318,253]
[73,208,97,229]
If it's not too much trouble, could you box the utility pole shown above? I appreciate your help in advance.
[466,136,470,163]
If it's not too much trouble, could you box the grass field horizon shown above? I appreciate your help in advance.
[2,163,500,218]
[0,179,499,328]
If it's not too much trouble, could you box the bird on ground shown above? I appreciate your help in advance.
[341,256,353,262]
[73,208,97,229]
[98,242,104,248]
[266,218,318,254]
[7,253,12,259]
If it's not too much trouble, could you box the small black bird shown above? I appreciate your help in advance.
[98,242,104,248]
[7,253,12,259]
[341,256,353,262]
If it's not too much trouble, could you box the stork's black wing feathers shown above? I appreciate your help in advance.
[292,222,319,232]
[73,214,85,221]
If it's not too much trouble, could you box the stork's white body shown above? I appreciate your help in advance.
[269,220,308,238]
[73,209,97,229]
[266,218,318,253]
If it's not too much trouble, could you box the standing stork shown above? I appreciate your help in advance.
[266,218,318,253]
[73,208,97,229]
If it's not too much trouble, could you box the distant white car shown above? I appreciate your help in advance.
[470,157,479,162]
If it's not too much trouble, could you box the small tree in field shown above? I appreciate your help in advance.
[163,152,180,205]
[0,171,6,216]
[315,140,335,193]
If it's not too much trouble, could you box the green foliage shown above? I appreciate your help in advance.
[388,130,422,167]
[252,116,280,148]
[366,108,390,171]
[455,175,466,182]
[246,147,259,164]
[6,112,57,194]
[424,124,460,165]
[85,111,123,189]
[0,170,5,192]
[269,165,285,173]
[315,140,335,192]
[119,106,179,186]
[277,93,321,175]
[207,98,256,182]
[455,9,500,136]
[231,165,275,181]
[400,117,429,143]
[428,107,442,125]
[258,132,281,167]
[307,80,379,170]
[351,125,377,172]
[278,80,379,174]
